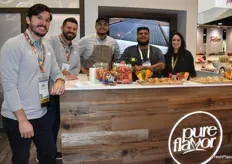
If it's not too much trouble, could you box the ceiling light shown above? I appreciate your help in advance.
[218,23,222,25]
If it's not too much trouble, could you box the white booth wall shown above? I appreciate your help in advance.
[0,0,198,56]
[84,0,198,57]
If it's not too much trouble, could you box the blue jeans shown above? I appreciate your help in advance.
[3,112,56,164]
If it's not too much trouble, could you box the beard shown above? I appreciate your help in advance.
[62,31,76,41]
[137,39,149,46]
[29,24,47,37]
[97,31,106,35]
[97,31,107,37]
[96,28,108,36]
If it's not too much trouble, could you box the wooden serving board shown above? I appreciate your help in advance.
[191,79,232,84]
[136,80,183,85]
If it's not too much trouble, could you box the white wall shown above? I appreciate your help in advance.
[0,0,79,8]
[198,0,216,13]
[215,0,232,8]
[197,27,204,52]
[226,29,232,53]
[198,8,228,24]
[0,0,198,56]
[198,0,232,24]
[85,0,198,56]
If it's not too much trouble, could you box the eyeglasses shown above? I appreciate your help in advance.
[96,22,109,27]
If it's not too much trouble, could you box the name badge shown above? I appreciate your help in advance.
[142,60,151,67]
[61,63,70,71]
[39,77,50,107]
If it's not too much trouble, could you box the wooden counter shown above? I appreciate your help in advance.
[60,76,232,164]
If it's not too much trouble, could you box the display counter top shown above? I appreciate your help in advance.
[65,74,232,91]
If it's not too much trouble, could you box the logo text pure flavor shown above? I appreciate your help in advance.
[173,126,217,154]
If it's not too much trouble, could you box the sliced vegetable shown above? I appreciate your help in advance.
[224,72,231,79]
[184,72,189,80]
[145,69,152,81]
[136,71,143,80]
[128,72,132,81]
[140,70,146,80]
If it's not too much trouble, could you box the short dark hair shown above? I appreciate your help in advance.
[96,17,109,24]
[27,4,52,20]
[137,26,149,33]
[62,17,78,26]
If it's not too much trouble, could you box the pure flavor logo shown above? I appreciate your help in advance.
[173,126,217,154]
[168,111,223,164]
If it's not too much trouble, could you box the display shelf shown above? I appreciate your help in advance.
[208,52,225,56]
[196,53,205,56]
[198,70,217,73]
[200,68,217,73]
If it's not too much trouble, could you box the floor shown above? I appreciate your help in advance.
[0,132,62,164]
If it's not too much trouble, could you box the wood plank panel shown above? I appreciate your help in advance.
[0,156,5,164]
[60,85,232,163]
[61,115,112,133]
[64,158,123,164]
[62,141,168,164]
[111,113,200,131]
[171,144,232,164]
[148,120,232,142]
[62,129,148,147]
[169,96,232,111]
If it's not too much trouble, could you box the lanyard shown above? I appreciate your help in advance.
[172,55,178,71]
[59,34,72,61]
[24,32,45,73]
[138,45,150,61]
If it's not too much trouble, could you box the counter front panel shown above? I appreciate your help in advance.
[60,79,232,163]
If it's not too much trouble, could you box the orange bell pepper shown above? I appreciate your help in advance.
[145,69,152,81]
[224,72,230,79]
[184,72,189,80]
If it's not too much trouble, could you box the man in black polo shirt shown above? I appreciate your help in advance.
[121,26,165,81]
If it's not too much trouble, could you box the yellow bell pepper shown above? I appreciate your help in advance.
[136,71,143,80]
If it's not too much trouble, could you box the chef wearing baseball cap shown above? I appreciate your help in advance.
[78,17,121,74]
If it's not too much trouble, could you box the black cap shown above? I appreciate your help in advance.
[96,17,108,24]
[137,26,149,33]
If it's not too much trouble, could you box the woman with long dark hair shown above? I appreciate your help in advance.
[163,32,197,79]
